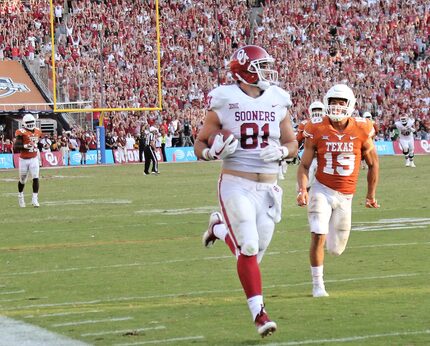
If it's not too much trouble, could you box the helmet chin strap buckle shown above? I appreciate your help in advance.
[257,80,271,90]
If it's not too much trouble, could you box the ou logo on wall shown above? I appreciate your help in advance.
[421,140,430,153]
[45,152,58,165]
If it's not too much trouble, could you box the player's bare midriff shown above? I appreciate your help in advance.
[222,169,277,183]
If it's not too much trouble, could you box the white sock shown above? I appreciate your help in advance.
[311,265,325,287]
[18,192,23,197]
[247,295,264,321]
[213,223,228,242]
[32,193,38,199]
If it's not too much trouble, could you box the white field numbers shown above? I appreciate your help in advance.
[323,152,355,176]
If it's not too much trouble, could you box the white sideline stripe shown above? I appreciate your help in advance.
[42,199,132,206]
[353,225,429,232]
[263,329,430,346]
[6,272,426,311]
[52,317,133,327]
[352,217,430,232]
[0,316,89,346]
[1,240,428,278]
[115,335,204,345]
[356,218,430,224]
[51,175,92,179]
[351,242,429,249]
[25,310,104,318]
[0,298,24,303]
[81,325,166,337]
[0,213,132,224]
[135,206,218,215]
[0,290,25,295]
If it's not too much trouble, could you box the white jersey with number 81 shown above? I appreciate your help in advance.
[208,84,292,174]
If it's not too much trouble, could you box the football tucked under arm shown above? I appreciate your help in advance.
[202,130,238,160]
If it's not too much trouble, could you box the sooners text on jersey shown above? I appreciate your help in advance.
[304,116,374,194]
[208,84,292,174]
[15,127,42,159]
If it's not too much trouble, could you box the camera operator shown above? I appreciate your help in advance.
[181,118,194,147]
[0,125,5,153]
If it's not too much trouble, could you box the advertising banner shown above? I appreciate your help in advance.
[113,149,140,164]
[67,150,98,166]
[113,148,163,164]
[165,147,197,162]
[96,126,106,164]
[374,141,395,156]
[41,151,63,167]
[393,140,430,155]
[13,153,20,168]
[0,153,14,168]
[105,150,114,164]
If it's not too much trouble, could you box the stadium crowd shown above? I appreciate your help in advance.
[1,0,429,148]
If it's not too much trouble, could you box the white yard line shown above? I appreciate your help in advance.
[0,316,89,346]
[52,317,133,327]
[25,310,104,318]
[134,206,218,215]
[42,199,132,206]
[5,272,427,312]
[0,290,25,295]
[115,335,205,345]
[1,241,428,278]
[263,329,430,346]
[81,325,166,337]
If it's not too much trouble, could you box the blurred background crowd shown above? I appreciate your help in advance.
[0,0,429,154]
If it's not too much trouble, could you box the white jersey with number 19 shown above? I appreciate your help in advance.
[208,84,292,174]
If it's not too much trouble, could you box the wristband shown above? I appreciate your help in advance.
[202,148,213,161]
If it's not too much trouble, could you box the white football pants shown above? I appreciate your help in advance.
[308,179,353,256]
[19,157,40,184]
[218,174,282,262]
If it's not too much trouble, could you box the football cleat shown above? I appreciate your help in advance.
[255,307,277,337]
[32,197,39,208]
[312,284,329,298]
[410,161,416,168]
[405,159,410,167]
[202,212,223,248]
[18,194,25,208]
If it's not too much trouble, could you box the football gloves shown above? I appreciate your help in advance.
[259,144,289,162]
[204,133,238,160]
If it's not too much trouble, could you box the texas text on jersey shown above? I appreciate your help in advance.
[303,116,374,194]
[15,127,42,159]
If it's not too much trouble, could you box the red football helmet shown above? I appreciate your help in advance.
[229,45,278,90]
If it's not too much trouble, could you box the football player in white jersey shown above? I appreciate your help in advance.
[194,45,298,338]
[394,115,416,167]
[295,101,325,187]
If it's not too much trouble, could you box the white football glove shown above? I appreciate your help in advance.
[204,133,238,160]
[259,144,289,162]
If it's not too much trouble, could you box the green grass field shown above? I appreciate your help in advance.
[0,156,429,345]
